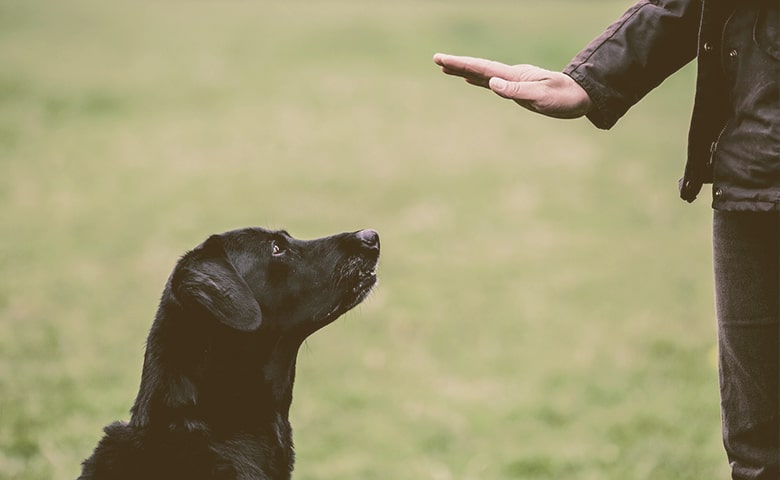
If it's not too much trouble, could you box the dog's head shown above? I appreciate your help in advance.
[130,228,380,431]
[171,227,380,338]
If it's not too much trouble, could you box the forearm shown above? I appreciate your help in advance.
[564,0,700,129]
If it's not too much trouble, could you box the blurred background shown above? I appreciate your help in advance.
[0,1,727,479]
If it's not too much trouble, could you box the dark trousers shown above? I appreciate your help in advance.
[713,211,780,480]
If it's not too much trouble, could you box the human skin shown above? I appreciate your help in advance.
[433,53,592,119]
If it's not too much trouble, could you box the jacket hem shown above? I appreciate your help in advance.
[711,199,780,212]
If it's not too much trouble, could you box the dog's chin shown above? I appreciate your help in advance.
[319,268,378,326]
[344,269,378,311]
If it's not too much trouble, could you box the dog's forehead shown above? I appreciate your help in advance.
[189,228,267,253]
[218,228,299,259]
[190,228,303,258]
[221,227,289,242]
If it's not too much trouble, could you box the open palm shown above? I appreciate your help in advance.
[433,53,592,119]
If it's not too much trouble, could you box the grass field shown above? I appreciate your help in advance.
[0,1,730,479]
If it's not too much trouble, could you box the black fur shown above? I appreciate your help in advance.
[78,227,380,480]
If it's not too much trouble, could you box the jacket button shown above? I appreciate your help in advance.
[713,187,723,199]
[728,49,738,58]
[703,42,713,52]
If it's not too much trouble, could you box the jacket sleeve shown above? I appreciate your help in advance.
[564,0,700,129]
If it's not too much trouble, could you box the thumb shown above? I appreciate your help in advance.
[489,77,529,100]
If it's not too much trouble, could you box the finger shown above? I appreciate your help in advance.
[464,77,490,89]
[439,62,491,84]
[433,53,515,80]
[440,66,491,88]
[489,77,538,100]
[489,78,590,118]
[489,77,548,112]
[437,62,492,88]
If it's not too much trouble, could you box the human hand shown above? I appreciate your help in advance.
[433,53,592,119]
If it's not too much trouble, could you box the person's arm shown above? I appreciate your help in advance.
[434,0,700,127]
[564,0,700,129]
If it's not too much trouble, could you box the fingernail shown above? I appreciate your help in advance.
[490,77,507,92]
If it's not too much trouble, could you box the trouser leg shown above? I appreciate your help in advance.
[713,210,780,480]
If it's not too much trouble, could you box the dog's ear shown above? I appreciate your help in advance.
[174,255,263,332]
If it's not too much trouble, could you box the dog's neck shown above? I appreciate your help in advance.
[129,308,305,434]
[259,331,303,418]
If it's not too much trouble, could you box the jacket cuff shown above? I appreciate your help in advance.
[562,0,698,131]
[562,67,621,130]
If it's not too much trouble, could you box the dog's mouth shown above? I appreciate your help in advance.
[347,265,379,308]
[320,257,379,324]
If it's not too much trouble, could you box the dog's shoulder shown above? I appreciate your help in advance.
[78,422,285,480]
[78,421,213,480]
[78,421,143,480]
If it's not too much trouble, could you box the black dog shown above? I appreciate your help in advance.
[78,227,380,480]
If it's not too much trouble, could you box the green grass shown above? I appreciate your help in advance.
[0,1,728,479]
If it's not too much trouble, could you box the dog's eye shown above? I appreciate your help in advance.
[271,240,286,257]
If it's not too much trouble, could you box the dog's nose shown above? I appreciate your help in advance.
[356,229,379,250]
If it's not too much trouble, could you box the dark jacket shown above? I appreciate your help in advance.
[564,0,779,211]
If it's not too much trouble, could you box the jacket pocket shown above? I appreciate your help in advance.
[753,5,780,60]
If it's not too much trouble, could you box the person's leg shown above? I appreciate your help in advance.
[713,210,780,480]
